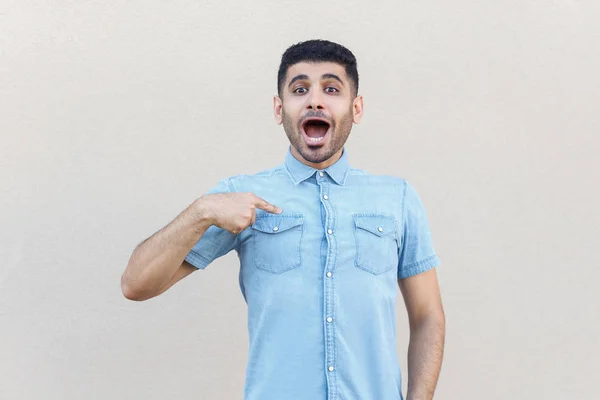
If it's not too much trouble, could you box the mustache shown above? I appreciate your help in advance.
[299,111,334,126]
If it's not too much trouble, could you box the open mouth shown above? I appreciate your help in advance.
[301,118,331,146]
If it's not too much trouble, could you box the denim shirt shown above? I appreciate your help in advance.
[185,146,440,400]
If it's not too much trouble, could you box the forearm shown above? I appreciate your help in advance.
[406,312,446,400]
[121,198,212,299]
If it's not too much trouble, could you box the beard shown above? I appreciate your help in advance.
[281,105,354,164]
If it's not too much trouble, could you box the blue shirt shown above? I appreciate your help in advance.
[185,146,440,400]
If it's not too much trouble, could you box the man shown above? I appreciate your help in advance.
[122,39,445,400]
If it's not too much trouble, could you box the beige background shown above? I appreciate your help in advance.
[1,1,599,399]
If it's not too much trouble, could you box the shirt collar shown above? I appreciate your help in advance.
[284,145,350,186]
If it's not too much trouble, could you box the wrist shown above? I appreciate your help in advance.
[190,197,215,230]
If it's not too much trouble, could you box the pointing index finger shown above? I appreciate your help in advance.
[254,197,283,214]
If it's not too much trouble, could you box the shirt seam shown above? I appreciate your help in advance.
[185,251,211,269]
[399,253,440,278]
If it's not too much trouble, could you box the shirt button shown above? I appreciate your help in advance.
[377,226,383,232]
[326,272,332,278]
[323,194,329,200]
[327,229,333,235]
[319,171,324,177]
[328,366,334,372]
[273,226,279,232]
[327,317,333,323]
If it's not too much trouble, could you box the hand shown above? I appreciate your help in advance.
[197,192,283,234]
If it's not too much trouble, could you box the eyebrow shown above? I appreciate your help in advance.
[288,73,345,88]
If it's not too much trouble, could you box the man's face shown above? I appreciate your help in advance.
[274,62,363,169]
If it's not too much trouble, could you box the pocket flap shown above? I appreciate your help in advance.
[353,214,397,237]
[251,214,304,234]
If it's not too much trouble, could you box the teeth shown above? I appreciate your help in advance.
[307,136,325,142]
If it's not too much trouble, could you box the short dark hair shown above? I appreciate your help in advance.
[277,39,359,97]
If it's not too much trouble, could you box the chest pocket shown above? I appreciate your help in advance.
[353,214,399,275]
[251,213,304,274]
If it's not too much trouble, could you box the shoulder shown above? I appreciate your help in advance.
[345,167,407,190]
[222,165,289,191]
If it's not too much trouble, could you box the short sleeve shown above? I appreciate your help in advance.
[184,178,238,269]
[397,180,441,279]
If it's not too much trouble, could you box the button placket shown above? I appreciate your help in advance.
[319,178,337,398]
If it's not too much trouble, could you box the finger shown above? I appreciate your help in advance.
[254,196,283,214]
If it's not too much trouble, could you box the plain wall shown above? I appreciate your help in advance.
[1,1,599,399]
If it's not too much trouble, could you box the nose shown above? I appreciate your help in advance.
[307,90,325,110]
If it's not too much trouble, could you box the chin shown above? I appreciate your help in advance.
[299,145,334,163]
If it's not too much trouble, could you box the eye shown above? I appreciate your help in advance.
[294,87,308,94]
[325,87,339,93]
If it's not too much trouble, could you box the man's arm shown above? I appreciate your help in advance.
[398,268,445,400]
[121,200,212,301]
[121,191,283,301]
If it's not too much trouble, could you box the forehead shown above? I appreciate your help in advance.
[285,62,348,83]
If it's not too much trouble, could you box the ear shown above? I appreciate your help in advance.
[273,95,283,125]
[352,95,364,124]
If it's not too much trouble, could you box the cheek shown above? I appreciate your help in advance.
[332,104,354,124]
[282,106,301,122]
[331,98,353,113]
[283,100,302,114]
[281,109,298,129]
